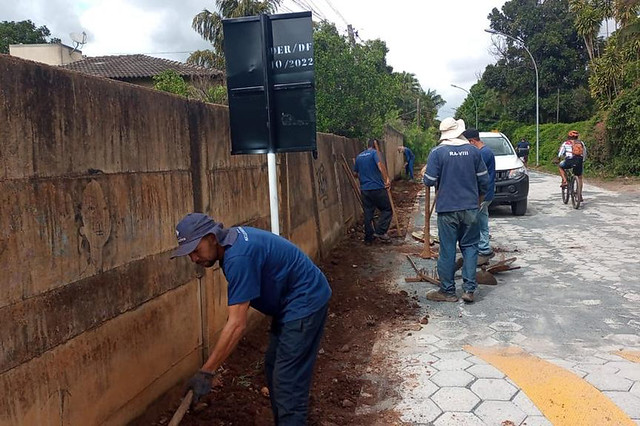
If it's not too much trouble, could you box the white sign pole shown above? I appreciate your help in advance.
[267,152,280,235]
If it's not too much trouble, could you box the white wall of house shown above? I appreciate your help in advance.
[9,43,83,66]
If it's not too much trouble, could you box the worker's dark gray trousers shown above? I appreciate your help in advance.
[265,304,328,425]
[361,188,392,242]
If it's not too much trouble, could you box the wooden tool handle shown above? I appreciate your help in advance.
[168,390,193,426]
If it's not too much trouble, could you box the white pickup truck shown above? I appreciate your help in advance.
[479,131,529,216]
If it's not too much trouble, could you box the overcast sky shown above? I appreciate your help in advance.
[2,0,507,118]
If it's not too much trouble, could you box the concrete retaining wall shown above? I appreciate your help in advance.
[0,55,403,425]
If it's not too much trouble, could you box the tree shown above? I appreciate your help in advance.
[0,20,59,54]
[153,70,194,98]
[392,72,443,130]
[314,22,400,139]
[188,0,281,69]
[570,0,606,60]
[478,0,594,125]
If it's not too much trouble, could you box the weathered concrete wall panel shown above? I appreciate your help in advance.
[0,282,201,426]
[0,56,190,180]
[314,134,345,251]
[0,173,193,308]
[382,125,405,179]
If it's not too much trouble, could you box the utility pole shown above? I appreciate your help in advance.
[556,88,560,123]
[416,98,420,128]
[347,24,356,47]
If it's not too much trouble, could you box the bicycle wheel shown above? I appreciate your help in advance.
[562,180,570,204]
[571,177,580,209]
[572,177,581,209]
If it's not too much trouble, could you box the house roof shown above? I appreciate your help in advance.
[60,54,221,79]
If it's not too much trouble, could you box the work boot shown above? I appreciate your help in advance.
[477,252,495,266]
[462,292,475,303]
[426,290,458,302]
[374,233,391,243]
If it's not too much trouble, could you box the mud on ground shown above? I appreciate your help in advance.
[143,180,424,426]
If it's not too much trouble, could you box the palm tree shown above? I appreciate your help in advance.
[613,0,640,28]
[570,0,606,61]
[188,0,282,68]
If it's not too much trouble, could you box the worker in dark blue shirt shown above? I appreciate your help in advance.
[516,138,530,165]
[397,146,415,179]
[422,118,489,304]
[171,213,331,424]
[463,129,496,265]
[353,138,392,244]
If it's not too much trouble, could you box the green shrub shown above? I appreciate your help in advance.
[606,85,640,174]
[404,125,438,163]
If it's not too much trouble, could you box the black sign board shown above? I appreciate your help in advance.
[223,12,316,154]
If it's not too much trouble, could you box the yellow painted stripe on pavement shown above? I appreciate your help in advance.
[614,350,640,363]
[465,346,635,426]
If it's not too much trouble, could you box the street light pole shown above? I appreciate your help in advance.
[451,84,478,129]
[485,29,539,166]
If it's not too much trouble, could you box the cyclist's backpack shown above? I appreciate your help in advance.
[572,140,584,156]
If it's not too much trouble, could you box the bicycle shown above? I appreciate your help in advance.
[561,167,582,209]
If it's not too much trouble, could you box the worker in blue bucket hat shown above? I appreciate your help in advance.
[172,213,331,425]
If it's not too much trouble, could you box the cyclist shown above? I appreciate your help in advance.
[558,130,586,200]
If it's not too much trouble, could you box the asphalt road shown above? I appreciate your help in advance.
[386,171,640,425]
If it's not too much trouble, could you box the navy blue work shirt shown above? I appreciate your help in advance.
[354,148,385,190]
[479,145,496,201]
[403,147,415,162]
[222,227,332,324]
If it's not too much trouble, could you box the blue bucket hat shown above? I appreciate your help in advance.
[171,213,238,258]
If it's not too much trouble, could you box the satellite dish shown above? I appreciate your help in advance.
[69,31,87,53]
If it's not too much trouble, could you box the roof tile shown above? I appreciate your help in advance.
[60,54,221,79]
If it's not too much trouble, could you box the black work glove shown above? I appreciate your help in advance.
[187,370,215,405]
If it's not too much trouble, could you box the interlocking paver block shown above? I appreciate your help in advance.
[402,377,439,398]
[489,321,523,332]
[546,358,576,370]
[433,358,472,371]
[567,355,607,365]
[616,368,640,382]
[521,415,553,425]
[416,334,441,345]
[433,412,485,426]
[493,331,527,344]
[575,363,620,375]
[513,390,543,416]
[465,355,488,365]
[603,391,640,418]
[432,387,480,412]
[470,378,518,400]
[585,373,633,391]
[474,400,526,425]
[398,398,442,423]
[432,350,471,360]
[466,364,505,379]
[430,370,475,387]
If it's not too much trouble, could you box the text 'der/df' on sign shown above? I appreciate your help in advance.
[223,12,316,155]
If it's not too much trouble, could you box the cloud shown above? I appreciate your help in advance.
[1,0,212,60]
[2,0,506,115]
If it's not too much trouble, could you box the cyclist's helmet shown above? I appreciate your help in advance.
[568,130,579,138]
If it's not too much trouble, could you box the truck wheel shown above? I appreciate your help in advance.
[511,199,527,216]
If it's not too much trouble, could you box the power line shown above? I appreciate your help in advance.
[305,0,330,20]
[321,0,348,26]
[291,0,326,21]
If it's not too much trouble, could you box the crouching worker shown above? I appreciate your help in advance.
[172,213,332,424]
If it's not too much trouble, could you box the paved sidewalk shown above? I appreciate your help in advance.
[388,171,640,425]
